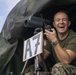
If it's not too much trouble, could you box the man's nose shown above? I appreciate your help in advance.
[59,19,64,23]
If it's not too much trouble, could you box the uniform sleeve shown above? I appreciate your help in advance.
[67,37,76,53]
[44,39,52,52]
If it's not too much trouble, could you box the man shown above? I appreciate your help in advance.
[43,10,76,75]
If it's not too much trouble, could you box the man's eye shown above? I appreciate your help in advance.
[56,19,60,22]
[55,18,68,22]
[63,18,68,21]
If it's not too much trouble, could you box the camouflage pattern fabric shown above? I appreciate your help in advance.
[51,63,76,75]
[24,65,51,75]
[25,72,51,75]
[24,62,76,75]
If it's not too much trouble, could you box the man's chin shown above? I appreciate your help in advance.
[58,31,66,34]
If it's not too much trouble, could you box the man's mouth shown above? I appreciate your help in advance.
[58,26,65,28]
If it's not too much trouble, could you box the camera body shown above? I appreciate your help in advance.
[44,25,52,32]
[34,25,52,34]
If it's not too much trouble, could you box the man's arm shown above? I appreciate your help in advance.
[53,43,76,64]
[44,29,76,64]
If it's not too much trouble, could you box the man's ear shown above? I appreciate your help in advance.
[53,22,55,27]
[68,21,71,27]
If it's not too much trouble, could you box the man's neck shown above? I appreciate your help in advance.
[58,31,69,40]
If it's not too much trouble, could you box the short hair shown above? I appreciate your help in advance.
[53,10,69,21]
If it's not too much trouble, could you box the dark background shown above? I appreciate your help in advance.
[40,4,76,32]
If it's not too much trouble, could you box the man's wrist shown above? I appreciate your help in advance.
[51,40,58,47]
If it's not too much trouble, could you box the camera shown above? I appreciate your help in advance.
[44,25,52,32]
[25,16,51,28]
[25,16,52,35]
[34,25,52,34]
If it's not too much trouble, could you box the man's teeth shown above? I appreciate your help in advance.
[59,26,64,28]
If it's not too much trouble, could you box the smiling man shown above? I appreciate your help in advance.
[43,10,76,75]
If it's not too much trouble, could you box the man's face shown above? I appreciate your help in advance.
[53,12,71,34]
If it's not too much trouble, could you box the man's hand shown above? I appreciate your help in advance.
[44,28,57,42]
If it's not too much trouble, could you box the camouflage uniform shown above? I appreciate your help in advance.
[51,63,76,75]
